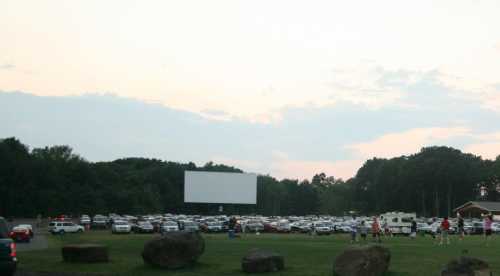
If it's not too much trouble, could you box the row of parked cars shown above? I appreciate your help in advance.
[48,212,500,237]
[66,213,414,235]
[417,219,500,235]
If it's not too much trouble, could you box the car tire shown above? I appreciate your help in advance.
[77,229,83,233]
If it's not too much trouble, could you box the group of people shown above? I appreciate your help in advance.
[350,216,382,243]
[350,213,495,245]
[429,214,494,246]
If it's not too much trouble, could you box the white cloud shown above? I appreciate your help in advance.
[465,142,500,160]
[347,127,471,159]
[464,131,500,160]
[213,151,363,181]
[213,126,500,180]
[436,73,500,113]
[0,63,14,70]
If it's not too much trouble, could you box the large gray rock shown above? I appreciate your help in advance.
[61,244,109,263]
[442,257,492,276]
[241,249,284,273]
[334,245,390,276]
[142,231,205,269]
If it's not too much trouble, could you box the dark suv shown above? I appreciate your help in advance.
[0,217,17,276]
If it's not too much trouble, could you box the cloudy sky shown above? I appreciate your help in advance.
[1,0,500,180]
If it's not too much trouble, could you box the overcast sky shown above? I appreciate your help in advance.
[1,0,500,180]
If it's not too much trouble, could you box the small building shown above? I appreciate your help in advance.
[454,201,500,217]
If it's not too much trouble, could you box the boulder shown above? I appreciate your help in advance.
[334,245,390,276]
[142,231,205,269]
[241,249,284,273]
[61,244,109,263]
[442,257,492,276]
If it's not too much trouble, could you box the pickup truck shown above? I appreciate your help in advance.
[0,217,17,276]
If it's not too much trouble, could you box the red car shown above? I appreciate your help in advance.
[9,227,31,243]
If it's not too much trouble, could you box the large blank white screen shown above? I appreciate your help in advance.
[184,171,257,204]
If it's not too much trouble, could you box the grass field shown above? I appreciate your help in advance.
[17,231,500,275]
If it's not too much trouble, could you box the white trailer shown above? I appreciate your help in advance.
[379,212,416,235]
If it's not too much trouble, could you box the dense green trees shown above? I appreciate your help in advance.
[1,137,499,217]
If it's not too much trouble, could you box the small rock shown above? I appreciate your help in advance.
[334,245,390,276]
[242,249,284,273]
[442,256,492,276]
[142,231,205,269]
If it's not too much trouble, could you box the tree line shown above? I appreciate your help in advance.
[1,137,499,218]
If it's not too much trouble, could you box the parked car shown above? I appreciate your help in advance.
[244,220,264,233]
[313,222,331,235]
[16,224,33,237]
[201,221,224,233]
[111,221,132,234]
[471,222,484,235]
[417,223,433,234]
[48,221,85,235]
[132,221,154,233]
[491,222,500,233]
[180,221,199,232]
[291,222,311,233]
[338,225,353,233]
[0,217,17,276]
[92,215,108,229]
[9,227,31,243]
[276,221,291,233]
[161,221,179,233]
[80,215,91,225]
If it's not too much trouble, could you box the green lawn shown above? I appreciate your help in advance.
[17,231,500,275]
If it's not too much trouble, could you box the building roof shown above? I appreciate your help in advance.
[454,201,500,213]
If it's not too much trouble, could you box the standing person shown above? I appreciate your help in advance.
[310,222,316,237]
[382,219,391,237]
[430,218,438,240]
[457,213,465,241]
[410,219,417,239]
[439,217,450,245]
[483,214,493,246]
[228,217,236,239]
[372,217,382,243]
[360,221,368,242]
[36,214,42,229]
[350,216,358,243]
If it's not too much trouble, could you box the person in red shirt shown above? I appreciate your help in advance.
[439,217,450,245]
[371,217,382,243]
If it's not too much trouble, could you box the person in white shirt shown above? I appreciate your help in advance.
[350,216,358,243]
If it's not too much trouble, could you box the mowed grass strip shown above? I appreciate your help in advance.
[17,231,500,276]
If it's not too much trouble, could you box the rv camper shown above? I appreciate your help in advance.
[379,212,416,235]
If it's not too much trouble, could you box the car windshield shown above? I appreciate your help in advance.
[164,221,177,226]
[139,222,151,226]
[185,222,197,226]
[115,221,128,225]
